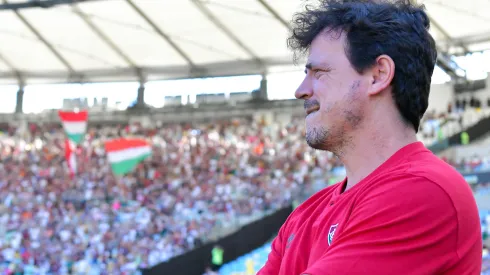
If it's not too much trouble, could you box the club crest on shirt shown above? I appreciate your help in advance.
[328,223,338,246]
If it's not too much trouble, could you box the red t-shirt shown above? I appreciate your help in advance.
[258,142,482,275]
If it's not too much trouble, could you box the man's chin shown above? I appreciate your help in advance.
[306,138,326,150]
[305,132,328,151]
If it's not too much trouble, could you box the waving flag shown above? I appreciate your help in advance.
[65,138,77,178]
[105,138,151,176]
[58,110,88,145]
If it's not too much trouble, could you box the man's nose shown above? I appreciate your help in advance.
[295,77,313,100]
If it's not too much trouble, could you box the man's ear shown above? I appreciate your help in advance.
[368,55,395,96]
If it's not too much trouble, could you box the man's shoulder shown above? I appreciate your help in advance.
[402,152,473,204]
[402,154,481,243]
[347,151,470,217]
[359,155,481,266]
[357,154,478,232]
[364,147,470,200]
[404,150,465,181]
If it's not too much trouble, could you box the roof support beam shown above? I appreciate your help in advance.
[427,14,469,54]
[0,0,101,10]
[436,52,466,79]
[191,0,264,68]
[125,0,196,71]
[256,0,290,30]
[72,5,140,74]
[3,0,77,75]
[0,51,23,84]
[446,32,490,52]
[15,86,24,114]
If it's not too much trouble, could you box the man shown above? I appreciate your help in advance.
[258,1,482,275]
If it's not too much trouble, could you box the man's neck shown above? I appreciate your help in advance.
[338,123,418,192]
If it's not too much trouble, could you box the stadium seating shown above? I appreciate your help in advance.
[0,117,333,274]
[418,107,490,146]
[0,112,487,274]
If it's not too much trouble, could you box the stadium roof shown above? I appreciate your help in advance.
[0,0,489,85]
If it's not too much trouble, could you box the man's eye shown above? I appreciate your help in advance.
[314,70,324,78]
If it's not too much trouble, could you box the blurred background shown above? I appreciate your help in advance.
[0,0,489,274]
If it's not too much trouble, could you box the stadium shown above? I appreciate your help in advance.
[0,0,488,274]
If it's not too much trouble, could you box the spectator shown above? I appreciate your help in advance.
[0,118,327,274]
[0,116,486,274]
[211,245,224,272]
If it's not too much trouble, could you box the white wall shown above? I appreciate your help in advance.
[453,73,490,106]
[428,73,490,114]
[428,83,453,113]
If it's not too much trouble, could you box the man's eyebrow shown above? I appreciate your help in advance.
[304,62,330,73]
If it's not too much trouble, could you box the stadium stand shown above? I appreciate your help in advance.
[0,1,489,274]
[0,117,333,274]
[418,106,490,147]
[0,95,485,275]
[0,100,486,274]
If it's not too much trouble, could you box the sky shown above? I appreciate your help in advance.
[1,50,489,114]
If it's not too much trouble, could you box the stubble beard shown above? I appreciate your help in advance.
[304,80,363,154]
[305,126,329,151]
[305,123,352,157]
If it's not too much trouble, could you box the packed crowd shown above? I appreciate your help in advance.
[0,107,487,274]
[419,103,490,173]
[418,102,490,146]
[0,117,337,274]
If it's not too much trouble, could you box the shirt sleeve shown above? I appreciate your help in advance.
[302,176,460,275]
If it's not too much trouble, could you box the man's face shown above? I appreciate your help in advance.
[295,31,370,152]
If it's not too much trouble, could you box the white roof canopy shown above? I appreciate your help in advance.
[0,0,489,85]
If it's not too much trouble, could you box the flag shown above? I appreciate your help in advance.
[58,110,88,145]
[105,138,151,176]
[65,138,77,178]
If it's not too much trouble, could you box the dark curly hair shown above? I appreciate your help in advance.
[288,0,438,132]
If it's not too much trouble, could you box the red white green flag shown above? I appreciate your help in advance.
[58,110,88,145]
[105,138,151,176]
